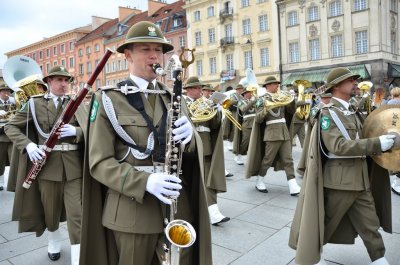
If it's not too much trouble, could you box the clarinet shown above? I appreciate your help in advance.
[152,57,196,265]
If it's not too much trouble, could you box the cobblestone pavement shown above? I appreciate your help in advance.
[0,140,399,265]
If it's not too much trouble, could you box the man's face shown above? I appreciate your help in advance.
[47,76,70,97]
[125,43,163,82]
[243,91,252,99]
[186,86,202,100]
[0,89,11,101]
[236,88,243,95]
[334,77,357,97]
[202,89,213,99]
[37,84,47,93]
[266,82,279,93]
[321,97,331,104]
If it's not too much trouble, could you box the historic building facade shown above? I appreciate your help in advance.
[276,0,400,89]
[184,0,280,90]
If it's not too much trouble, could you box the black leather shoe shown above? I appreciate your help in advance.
[212,216,231,226]
[0,186,3,191]
[225,173,233,178]
[48,252,61,261]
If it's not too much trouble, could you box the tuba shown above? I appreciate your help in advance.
[293,79,312,120]
[3,55,44,110]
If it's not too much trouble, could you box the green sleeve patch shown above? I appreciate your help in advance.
[310,107,319,118]
[320,115,331,130]
[90,98,99,122]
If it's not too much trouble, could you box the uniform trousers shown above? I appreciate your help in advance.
[258,140,295,180]
[0,141,12,175]
[38,178,82,244]
[239,119,253,155]
[290,123,306,148]
[204,155,217,206]
[323,188,385,261]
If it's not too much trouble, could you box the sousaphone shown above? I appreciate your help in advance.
[362,105,400,171]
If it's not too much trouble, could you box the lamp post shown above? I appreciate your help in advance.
[246,38,253,69]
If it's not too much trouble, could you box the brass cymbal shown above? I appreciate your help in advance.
[362,105,400,171]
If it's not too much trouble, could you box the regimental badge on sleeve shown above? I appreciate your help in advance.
[320,115,331,130]
[90,98,99,122]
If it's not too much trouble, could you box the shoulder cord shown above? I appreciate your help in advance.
[29,98,50,139]
[102,91,154,161]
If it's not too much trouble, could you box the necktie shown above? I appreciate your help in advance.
[147,82,156,109]
[56,97,62,110]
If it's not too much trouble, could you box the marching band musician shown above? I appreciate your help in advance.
[289,67,394,265]
[223,84,243,154]
[230,84,245,165]
[5,66,84,264]
[184,76,230,226]
[79,21,212,265]
[245,76,302,196]
[0,84,16,191]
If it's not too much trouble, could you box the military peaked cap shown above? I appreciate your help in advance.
[263,76,280,86]
[325,67,360,93]
[184,76,206,89]
[43,66,73,83]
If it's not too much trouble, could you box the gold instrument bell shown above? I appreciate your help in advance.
[362,105,400,171]
[293,79,312,120]
[358,81,373,92]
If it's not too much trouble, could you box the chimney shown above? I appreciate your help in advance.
[91,16,112,30]
[148,0,167,17]
[118,6,141,22]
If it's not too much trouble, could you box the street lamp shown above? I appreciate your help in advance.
[246,38,253,69]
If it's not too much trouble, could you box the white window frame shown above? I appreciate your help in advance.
[242,19,251,35]
[196,60,203,76]
[329,0,342,17]
[331,34,343,58]
[69,57,74,68]
[61,44,65,53]
[259,14,268,32]
[355,30,368,54]
[209,57,217,74]
[309,39,321,61]
[289,42,300,63]
[288,11,298,26]
[354,0,367,11]
[308,6,319,21]
[260,47,270,67]
[179,36,186,48]
[207,6,214,17]
[208,28,216,43]
[244,51,252,69]
[226,54,234,71]
[194,10,201,21]
[195,31,202,46]
[242,0,250,8]
[391,31,397,54]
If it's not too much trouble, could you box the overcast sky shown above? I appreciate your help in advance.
[0,0,175,69]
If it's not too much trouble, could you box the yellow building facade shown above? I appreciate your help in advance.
[184,0,280,90]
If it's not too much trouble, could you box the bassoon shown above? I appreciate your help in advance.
[22,48,114,189]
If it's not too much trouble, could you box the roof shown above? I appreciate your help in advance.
[75,18,119,44]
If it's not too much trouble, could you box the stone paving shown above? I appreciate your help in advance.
[0,140,399,265]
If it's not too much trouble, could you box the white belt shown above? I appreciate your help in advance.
[266,118,286,125]
[243,114,256,119]
[327,152,365,159]
[39,143,79,152]
[135,166,164,173]
[195,125,210,132]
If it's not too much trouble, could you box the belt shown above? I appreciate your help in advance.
[135,166,164,173]
[195,125,210,132]
[327,152,365,159]
[266,118,286,125]
[39,144,79,152]
[243,114,256,119]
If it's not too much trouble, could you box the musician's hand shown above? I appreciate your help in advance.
[173,116,193,145]
[146,173,182,204]
[0,110,6,116]
[379,134,396,152]
[26,143,45,162]
[59,124,77,138]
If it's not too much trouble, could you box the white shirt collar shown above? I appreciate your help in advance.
[48,92,65,107]
[332,97,350,110]
[130,74,157,91]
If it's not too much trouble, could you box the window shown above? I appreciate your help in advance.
[69,41,74,51]
[46,49,50,58]
[96,79,101,89]
[209,57,217,74]
[260,47,270,67]
[196,60,203,76]
[391,31,397,54]
[86,46,91,55]
[53,47,57,55]
[244,51,253,69]
[195,31,202,46]
[225,24,233,38]
[46,63,50,74]
[289,42,300,63]
[61,59,66,67]
[106,63,110,74]
[117,60,121,71]
[53,60,58,66]
[288,11,298,26]
[69,57,74,68]
[354,0,367,11]
[242,19,251,35]
[259,14,268,32]
[226,54,234,70]
[39,51,43,59]
[390,0,397,11]
[331,35,343,57]
[309,39,320,60]
[308,6,319,21]
[95,59,99,67]
[242,0,250,8]
[79,64,84,75]
[87,62,92,74]
[179,36,185,48]
[355,30,368,54]
[208,28,216,43]
[172,17,182,28]
[79,49,83,57]
[207,6,214,17]
[194,10,201,21]
[61,44,65,53]
[329,1,342,17]
[95,43,100,52]
[112,62,116,72]
[32,53,36,60]
[257,0,267,3]
[124,59,128,70]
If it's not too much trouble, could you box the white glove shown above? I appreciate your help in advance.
[379,134,396,152]
[172,116,193,145]
[0,110,6,116]
[145,173,182,204]
[26,143,45,162]
[59,124,76,138]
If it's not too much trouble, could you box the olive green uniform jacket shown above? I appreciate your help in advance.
[0,100,15,175]
[80,82,212,265]
[4,96,85,236]
[288,101,392,265]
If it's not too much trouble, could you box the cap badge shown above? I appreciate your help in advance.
[148,26,157,37]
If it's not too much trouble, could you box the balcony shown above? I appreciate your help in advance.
[220,69,236,81]
[219,7,233,23]
[220,37,235,47]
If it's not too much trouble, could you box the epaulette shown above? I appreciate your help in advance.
[99,85,118,91]
[30,94,45,98]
